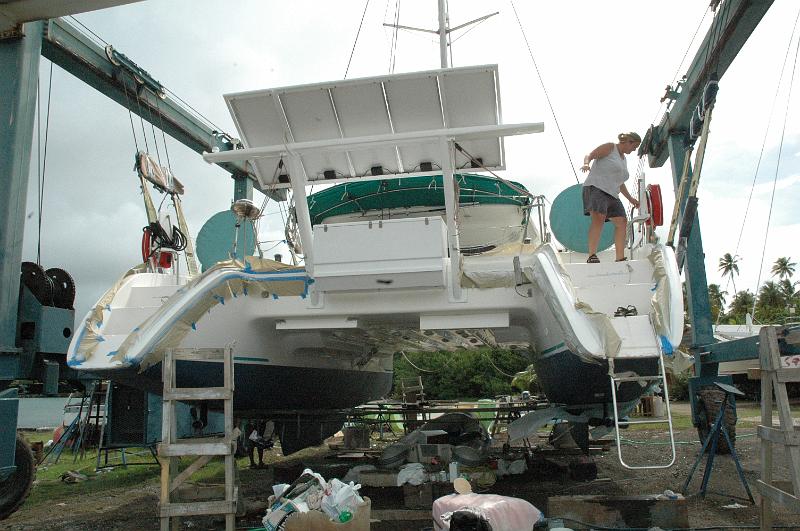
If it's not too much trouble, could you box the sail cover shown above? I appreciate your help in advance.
[223,65,507,188]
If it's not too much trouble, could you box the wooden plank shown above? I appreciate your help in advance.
[748,368,762,381]
[371,509,433,521]
[758,425,800,446]
[172,347,225,361]
[164,387,232,401]
[169,454,214,493]
[776,368,800,384]
[756,480,800,513]
[159,500,236,517]
[160,441,235,457]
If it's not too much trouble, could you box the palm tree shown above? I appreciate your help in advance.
[727,290,755,323]
[718,253,740,295]
[756,281,786,321]
[708,283,727,322]
[779,278,797,300]
[771,257,796,280]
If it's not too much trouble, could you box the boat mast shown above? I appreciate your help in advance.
[384,3,497,69]
[438,0,448,68]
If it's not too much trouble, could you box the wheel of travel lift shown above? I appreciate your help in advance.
[0,434,36,520]
[20,262,54,307]
[696,386,736,454]
[46,268,76,310]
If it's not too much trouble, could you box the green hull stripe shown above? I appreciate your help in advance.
[541,342,566,355]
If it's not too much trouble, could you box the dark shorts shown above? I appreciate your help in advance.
[583,185,626,221]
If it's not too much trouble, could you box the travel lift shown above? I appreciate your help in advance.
[0,4,267,519]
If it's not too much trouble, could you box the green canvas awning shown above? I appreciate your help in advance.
[307,174,530,225]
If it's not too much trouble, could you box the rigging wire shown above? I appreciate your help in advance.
[751,18,800,318]
[509,0,579,185]
[37,61,54,266]
[649,5,711,126]
[344,0,371,79]
[734,5,800,259]
[389,0,401,74]
[400,351,437,374]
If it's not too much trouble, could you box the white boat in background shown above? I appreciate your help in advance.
[67,62,684,462]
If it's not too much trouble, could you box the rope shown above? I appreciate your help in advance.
[400,351,437,374]
[509,0,579,185]
[751,18,800,318]
[344,0,371,79]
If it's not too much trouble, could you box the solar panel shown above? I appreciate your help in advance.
[223,65,510,188]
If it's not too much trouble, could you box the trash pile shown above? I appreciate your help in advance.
[263,468,368,530]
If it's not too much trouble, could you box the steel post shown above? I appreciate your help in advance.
[0,22,42,354]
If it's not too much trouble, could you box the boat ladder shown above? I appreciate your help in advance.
[608,317,676,470]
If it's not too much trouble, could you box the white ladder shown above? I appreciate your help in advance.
[608,316,677,470]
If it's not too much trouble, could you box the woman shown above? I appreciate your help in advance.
[580,132,641,263]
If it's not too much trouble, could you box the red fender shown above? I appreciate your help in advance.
[646,184,664,227]
[141,229,151,263]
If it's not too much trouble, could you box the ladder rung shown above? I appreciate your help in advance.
[611,375,660,383]
[621,418,671,425]
[159,439,236,457]
[164,388,232,401]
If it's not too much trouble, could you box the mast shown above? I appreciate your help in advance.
[438,0,448,68]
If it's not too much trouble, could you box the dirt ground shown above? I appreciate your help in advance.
[4,418,800,530]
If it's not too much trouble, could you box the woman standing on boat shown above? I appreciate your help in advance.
[580,132,641,263]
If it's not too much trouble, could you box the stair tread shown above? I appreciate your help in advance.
[610,315,660,358]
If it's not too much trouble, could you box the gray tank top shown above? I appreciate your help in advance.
[583,145,629,197]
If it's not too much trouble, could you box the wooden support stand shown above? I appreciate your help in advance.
[758,326,800,530]
[158,347,238,531]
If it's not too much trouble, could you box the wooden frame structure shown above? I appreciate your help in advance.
[158,347,238,531]
[757,326,800,530]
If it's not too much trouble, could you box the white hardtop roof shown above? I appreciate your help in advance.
[209,65,543,189]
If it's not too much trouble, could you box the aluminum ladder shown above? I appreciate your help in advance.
[608,317,676,469]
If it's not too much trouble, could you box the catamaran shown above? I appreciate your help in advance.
[68,61,684,466]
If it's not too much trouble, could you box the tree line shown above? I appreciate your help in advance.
[711,254,798,324]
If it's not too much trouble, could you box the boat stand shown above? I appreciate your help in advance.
[682,382,754,503]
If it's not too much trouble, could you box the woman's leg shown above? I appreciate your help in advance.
[587,211,606,255]
[610,216,627,260]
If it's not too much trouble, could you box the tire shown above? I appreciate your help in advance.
[696,387,736,454]
[0,434,36,520]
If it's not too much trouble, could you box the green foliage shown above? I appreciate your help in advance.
[668,371,690,401]
[393,349,532,400]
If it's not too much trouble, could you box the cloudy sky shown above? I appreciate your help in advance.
[21,0,800,320]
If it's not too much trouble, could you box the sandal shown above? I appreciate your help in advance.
[615,257,628,262]
[625,304,638,316]
[587,254,600,264]
[614,306,627,317]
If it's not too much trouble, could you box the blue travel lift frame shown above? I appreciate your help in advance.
[0,16,270,487]
[641,0,800,429]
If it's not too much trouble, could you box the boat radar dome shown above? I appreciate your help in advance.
[231,199,260,220]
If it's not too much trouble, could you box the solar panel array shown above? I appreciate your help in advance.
[224,65,505,188]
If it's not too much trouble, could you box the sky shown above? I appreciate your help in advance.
[19,0,800,320]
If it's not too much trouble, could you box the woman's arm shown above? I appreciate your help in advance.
[620,184,640,208]
[580,143,614,172]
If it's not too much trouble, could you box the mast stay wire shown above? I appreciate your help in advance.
[648,5,712,127]
[36,61,55,266]
[509,0,579,185]
[344,0,371,79]
[750,14,800,318]
[734,5,800,260]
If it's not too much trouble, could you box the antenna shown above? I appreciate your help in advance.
[383,2,498,68]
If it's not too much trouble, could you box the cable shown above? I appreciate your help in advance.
[345,0,371,79]
[509,0,579,185]
[734,5,800,260]
[400,351,437,374]
[751,19,800,318]
[37,61,54,266]
[482,352,517,378]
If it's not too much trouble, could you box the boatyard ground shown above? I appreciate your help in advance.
[4,402,800,531]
